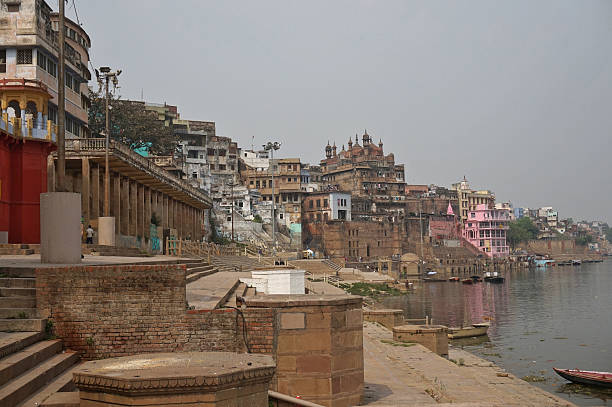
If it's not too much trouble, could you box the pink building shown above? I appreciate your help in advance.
[463,204,510,258]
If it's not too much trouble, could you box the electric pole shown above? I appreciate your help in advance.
[263,142,281,254]
[56,0,65,191]
[95,67,121,217]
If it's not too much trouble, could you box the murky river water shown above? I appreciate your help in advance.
[383,260,612,406]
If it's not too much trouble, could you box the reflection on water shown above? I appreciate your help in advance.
[383,261,612,407]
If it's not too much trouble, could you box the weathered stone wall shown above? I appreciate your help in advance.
[363,309,404,330]
[525,239,583,255]
[35,264,242,359]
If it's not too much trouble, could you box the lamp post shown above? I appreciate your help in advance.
[95,67,121,217]
[263,142,281,253]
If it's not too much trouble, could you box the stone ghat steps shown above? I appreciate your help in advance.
[0,277,46,332]
[81,244,148,257]
[0,334,79,407]
[289,259,338,275]
[185,262,218,284]
[210,255,264,273]
[0,245,39,256]
[220,282,248,308]
[0,269,35,279]
[18,362,82,407]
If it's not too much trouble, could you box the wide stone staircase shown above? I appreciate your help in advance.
[183,259,218,284]
[209,255,266,273]
[0,272,80,407]
[289,259,340,276]
[81,244,148,257]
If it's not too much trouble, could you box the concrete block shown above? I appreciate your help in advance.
[97,217,115,246]
[393,324,449,356]
[40,192,81,264]
[280,312,305,330]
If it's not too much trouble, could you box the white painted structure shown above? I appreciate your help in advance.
[242,269,305,295]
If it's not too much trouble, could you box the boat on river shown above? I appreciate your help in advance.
[484,272,504,283]
[448,322,490,339]
[461,278,473,284]
[553,368,612,388]
[448,276,460,282]
[572,259,582,266]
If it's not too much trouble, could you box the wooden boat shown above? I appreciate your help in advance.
[448,323,490,339]
[553,368,612,388]
[470,275,482,282]
[572,259,582,266]
[423,278,446,282]
[448,276,460,282]
[484,272,504,283]
[461,278,473,285]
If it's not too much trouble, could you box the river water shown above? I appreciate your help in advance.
[383,260,612,406]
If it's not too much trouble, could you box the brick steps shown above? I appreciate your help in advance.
[0,249,34,256]
[0,269,35,279]
[0,340,63,387]
[81,245,148,257]
[0,351,79,407]
[0,309,38,319]
[18,363,82,407]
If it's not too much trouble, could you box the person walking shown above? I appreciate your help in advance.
[85,225,94,244]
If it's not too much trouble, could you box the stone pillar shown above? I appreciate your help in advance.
[130,181,137,238]
[162,195,168,229]
[244,295,364,407]
[121,177,130,236]
[112,174,121,234]
[145,187,151,239]
[81,158,90,228]
[137,184,144,241]
[91,163,100,221]
[40,192,82,264]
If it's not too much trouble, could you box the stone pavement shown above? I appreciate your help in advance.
[186,271,251,309]
[362,322,576,407]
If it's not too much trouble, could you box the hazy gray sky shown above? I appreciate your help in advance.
[71,0,611,223]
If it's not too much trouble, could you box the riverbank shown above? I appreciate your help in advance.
[362,321,575,406]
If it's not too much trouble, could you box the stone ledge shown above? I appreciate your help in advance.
[73,352,275,396]
[244,294,362,308]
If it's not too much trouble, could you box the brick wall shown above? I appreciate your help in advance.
[36,264,242,359]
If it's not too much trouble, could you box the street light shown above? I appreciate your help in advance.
[95,67,121,217]
[263,142,281,253]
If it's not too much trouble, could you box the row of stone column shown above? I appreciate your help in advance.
[49,157,205,243]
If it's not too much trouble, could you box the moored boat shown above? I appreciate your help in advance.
[553,368,612,388]
[470,275,482,282]
[461,278,473,285]
[448,276,460,282]
[448,322,490,339]
[572,259,582,266]
[484,272,504,283]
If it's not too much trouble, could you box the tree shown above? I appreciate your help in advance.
[88,88,177,156]
[507,217,539,248]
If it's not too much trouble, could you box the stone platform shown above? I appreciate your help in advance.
[73,352,275,407]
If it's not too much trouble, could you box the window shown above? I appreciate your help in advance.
[279,213,284,220]
[323,199,328,207]
[207,148,215,155]
[192,172,198,179]
[249,180,254,185]
[47,59,57,77]
[37,52,47,70]
[17,49,33,65]
[0,50,5,73]
[65,72,73,90]
[73,77,80,93]
[470,212,475,218]
[309,201,313,209]
[316,199,321,208]
[218,164,226,170]
[7,3,19,12]
[218,149,226,156]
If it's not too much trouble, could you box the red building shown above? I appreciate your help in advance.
[0,79,57,243]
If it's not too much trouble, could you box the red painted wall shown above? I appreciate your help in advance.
[0,132,55,243]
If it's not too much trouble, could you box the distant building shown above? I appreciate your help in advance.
[495,202,515,220]
[0,0,92,137]
[462,204,510,258]
[302,191,351,223]
[452,177,495,222]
